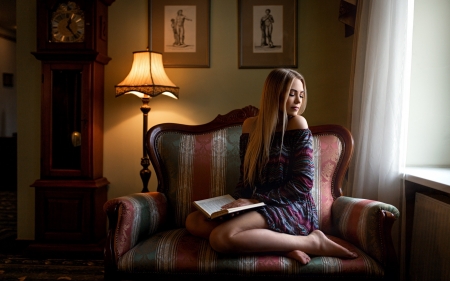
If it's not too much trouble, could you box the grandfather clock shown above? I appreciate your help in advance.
[31,0,114,253]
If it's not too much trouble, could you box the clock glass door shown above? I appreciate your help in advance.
[51,69,82,170]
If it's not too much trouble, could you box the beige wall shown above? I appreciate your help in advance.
[17,0,353,239]
[17,0,40,240]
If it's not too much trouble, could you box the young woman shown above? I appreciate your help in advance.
[186,69,357,264]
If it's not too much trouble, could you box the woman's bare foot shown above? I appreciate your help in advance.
[285,250,311,265]
[306,230,358,259]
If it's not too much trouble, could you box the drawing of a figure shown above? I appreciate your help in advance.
[170,19,179,46]
[260,9,274,47]
[175,9,192,46]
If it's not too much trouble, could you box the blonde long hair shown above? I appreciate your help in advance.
[243,69,307,187]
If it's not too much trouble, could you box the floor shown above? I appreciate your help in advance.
[0,197,105,281]
[0,191,16,244]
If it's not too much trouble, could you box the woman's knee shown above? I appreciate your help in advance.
[186,211,203,236]
[209,226,233,253]
[186,211,219,239]
[185,212,197,234]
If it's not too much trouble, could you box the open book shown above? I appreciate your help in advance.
[193,194,265,220]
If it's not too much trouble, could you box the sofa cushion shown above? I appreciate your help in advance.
[117,228,384,278]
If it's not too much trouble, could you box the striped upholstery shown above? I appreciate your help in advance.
[155,126,243,227]
[332,196,400,266]
[311,133,343,234]
[117,228,383,277]
[104,120,399,280]
[104,192,168,262]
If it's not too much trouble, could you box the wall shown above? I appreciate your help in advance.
[16,0,40,240]
[16,0,353,239]
[407,0,450,166]
[0,27,17,137]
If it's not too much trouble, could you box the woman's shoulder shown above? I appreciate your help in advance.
[242,116,257,134]
[286,115,308,131]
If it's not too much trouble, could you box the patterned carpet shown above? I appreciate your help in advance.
[0,191,105,280]
[0,256,105,281]
[0,191,17,241]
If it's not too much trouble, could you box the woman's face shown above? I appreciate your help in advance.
[279,78,304,116]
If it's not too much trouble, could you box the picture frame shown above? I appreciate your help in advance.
[238,0,298,69]
[149,0,210,68]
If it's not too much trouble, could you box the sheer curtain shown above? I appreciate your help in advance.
[347,0,414,246]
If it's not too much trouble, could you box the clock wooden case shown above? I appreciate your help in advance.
[31,0,115,250]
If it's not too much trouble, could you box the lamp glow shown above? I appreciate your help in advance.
[115,51,179,98]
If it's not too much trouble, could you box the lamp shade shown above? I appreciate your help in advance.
[115,51,179,99]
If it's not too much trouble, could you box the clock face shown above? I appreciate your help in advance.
[51,2,85,43]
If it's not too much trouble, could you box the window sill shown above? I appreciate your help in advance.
[404,166,450,194]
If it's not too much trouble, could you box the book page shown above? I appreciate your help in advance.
[194,194,235,216]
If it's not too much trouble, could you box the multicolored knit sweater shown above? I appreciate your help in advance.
[233,129,318,235]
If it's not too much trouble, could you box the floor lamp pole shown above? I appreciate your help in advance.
[140,97,151,193]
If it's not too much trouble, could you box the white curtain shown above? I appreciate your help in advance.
[348,0,414,210]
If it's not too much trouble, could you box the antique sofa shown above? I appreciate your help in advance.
[104,106,400,281]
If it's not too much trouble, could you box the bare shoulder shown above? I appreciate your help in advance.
[242,116,257,134]
[287,115,309,130]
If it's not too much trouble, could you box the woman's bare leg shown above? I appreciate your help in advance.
[186,210,311,264]
[209,211,357,263]
[185,210,222,239]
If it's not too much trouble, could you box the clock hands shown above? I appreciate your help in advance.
[66,14,78,37]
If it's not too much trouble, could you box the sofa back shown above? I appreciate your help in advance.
[146,106,353,234]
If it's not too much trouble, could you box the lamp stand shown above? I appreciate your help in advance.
[140,97,151,192]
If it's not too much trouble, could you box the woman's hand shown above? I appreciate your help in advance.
[221,198,259,209]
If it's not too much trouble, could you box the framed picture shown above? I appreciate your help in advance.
[238,0,298,69]
[149,0,210,68]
